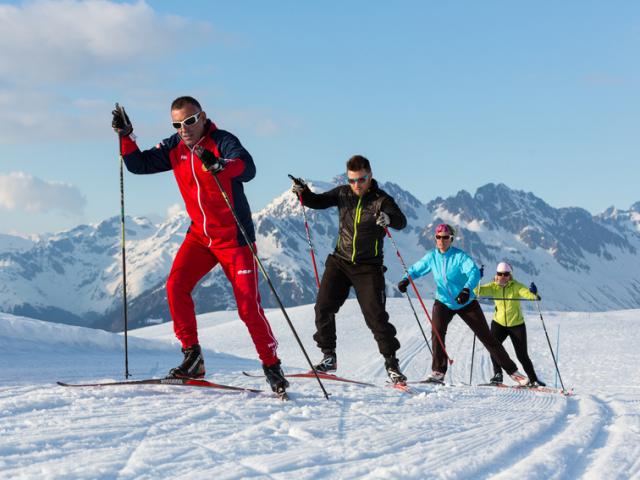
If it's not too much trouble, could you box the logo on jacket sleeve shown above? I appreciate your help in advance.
[237,269,253,275]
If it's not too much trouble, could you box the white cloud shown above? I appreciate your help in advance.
[0,0,209,85]
[0,172,86,215]
[0,0,213,143]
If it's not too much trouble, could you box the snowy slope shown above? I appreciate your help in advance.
[1,301,639,479]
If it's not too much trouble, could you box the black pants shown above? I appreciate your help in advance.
[313,254,400,357]
[431,300,518,375]
[490,321,539,382]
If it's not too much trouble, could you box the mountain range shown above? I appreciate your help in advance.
[1,180,638,331]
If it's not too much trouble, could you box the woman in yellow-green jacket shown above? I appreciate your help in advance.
[475,262,545,386]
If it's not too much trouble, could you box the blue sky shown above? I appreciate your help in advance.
[1,0,638,235]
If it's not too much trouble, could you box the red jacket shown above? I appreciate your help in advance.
[120,120,256,248]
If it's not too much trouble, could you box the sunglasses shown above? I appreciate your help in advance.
[347,174,370,185]
[435,235,451,240]
[496,272,511,277]
[172,111,202,129]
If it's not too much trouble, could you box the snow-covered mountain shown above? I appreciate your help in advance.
[1,181,639,330]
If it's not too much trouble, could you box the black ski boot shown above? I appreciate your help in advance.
[489,372,503,385]
[527,378,546,387]
[263,360,290,400]
[166,344,206,379]
[384,355,407,385]
[313,351,337,373]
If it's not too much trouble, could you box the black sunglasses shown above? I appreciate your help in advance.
[496,272,511,277]
[172,111,202,129]
[435,235,451,240]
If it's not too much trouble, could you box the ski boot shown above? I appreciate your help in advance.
[166,344,206,379]
[489,372,503,385]
[313,351,337,373]
[424,371,445,384]
[263,360,290,400]
[384,355,407,385]
[527,378,546,387]
[509,370,529,386]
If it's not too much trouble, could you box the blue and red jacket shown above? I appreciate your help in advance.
[120,120,256,249]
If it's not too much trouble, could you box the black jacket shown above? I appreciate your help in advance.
[300,180,406,265]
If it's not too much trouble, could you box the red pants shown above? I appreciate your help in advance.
[166,231,279,365]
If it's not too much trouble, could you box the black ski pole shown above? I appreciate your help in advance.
[405,291,432,355]
[535,299,566,392]
[116,103,131,379]
[211,173,330,400]
[477,297,538,302]
[469,264,484,385]
[287,174,320,289]
[468,334,476,386]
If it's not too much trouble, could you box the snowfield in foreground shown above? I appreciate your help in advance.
[0,299,639,479]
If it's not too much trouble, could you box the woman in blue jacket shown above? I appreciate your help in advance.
[397,224,528,385]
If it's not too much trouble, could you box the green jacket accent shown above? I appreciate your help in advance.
[475,279,538,327]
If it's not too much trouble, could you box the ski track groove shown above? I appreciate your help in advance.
[488,395,606,479]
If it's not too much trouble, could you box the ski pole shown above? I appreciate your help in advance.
[469,264,483,385]
[405,291,432,355]
[211,172,330,400]
[384,227,453,364]
[477,297,538,302]
[535,300,566,392]
[287,174,320,289]
[554,324,560,389]
[115,104,131,379]
[469,334,476,385]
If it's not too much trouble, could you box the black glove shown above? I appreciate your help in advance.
[529,282,537,295]
[456,287,470,304]
[479,265,484,278]
[288,174,307,195]
[111,103,133,136]
[397,277,410,293]
[195,146,225,174]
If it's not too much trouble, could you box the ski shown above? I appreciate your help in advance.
[386,382,415,394]
[242,370,375,387]
[57,377,263,394]
[477,383,574,396]
[408,379,446,385]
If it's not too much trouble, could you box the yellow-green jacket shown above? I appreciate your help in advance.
[475,279,538,327]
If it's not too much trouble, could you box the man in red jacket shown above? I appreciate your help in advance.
[111,96,287,394]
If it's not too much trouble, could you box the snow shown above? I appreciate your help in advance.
[1,301,639,479]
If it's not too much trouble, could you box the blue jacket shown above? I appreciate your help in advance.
[406,247,480,310]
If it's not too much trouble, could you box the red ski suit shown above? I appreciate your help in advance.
[120,121,279,365]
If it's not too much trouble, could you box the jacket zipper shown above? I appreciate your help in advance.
[351,196,363,263]
[188,140,211,247]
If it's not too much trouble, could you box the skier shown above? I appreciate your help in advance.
[397,224,529,385]
[290,155,408,384]
[111,96,288,395]
[475,262,545,386]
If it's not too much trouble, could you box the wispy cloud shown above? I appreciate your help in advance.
[0,0,210,85]
[0,172,86,215]
[0,0,212,143]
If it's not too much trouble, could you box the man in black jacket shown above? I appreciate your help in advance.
[291,155,408,384]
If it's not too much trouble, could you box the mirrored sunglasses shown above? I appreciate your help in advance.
[172,111,202,129]
[347,174,370,185]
